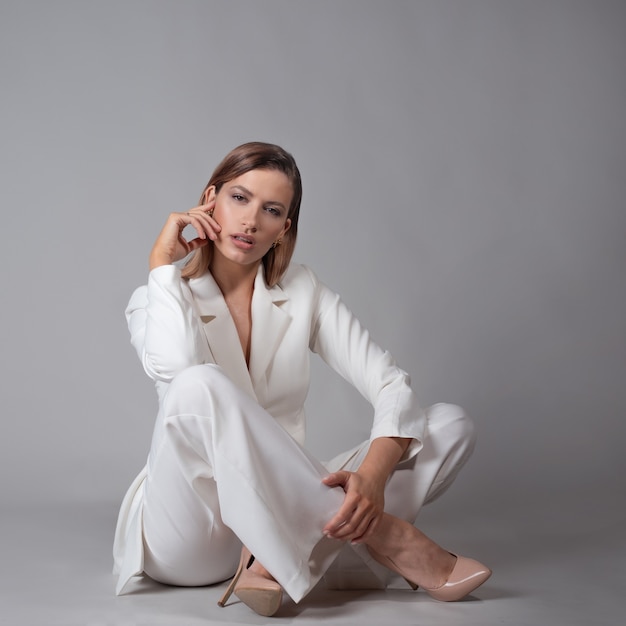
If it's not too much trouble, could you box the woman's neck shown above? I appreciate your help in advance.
[209,254,259,298]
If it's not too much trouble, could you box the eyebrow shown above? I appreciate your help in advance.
[229,184,287,212]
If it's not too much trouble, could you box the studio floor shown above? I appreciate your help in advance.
[1,498,623,626]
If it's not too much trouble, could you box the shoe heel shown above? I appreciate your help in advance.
[218,548,252,607]
[218,547,283,616]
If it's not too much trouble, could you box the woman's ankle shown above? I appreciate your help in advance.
[365,513,421,556]
[365,514,456,589]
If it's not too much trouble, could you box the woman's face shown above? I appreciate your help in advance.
[209,168,293,269]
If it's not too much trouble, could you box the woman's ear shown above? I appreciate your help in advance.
[202,186,216,204]
[281,218,292,238]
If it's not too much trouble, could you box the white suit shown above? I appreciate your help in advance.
[113,263,475,601]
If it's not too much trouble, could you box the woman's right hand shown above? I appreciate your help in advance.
[149,197,221,270]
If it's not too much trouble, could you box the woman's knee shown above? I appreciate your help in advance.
[163,364,233,415]
[426,403,477,452]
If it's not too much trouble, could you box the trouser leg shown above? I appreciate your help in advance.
[142,422,240,586]
[323,403,476,589]
[141,364,345,602]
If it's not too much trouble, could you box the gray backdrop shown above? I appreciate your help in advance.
[1,0,624,538]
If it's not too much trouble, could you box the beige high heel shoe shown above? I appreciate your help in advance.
[218,547,283,616]
[374,551,491,601]
[420,554,491,601]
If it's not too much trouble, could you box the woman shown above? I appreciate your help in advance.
[113,142,491,617]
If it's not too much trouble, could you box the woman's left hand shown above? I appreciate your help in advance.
[322,471,385,544]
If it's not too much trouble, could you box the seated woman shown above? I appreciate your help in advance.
[113,141,491,617]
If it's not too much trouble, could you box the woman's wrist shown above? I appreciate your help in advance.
[149,249,174,270]
[357,437,412,485]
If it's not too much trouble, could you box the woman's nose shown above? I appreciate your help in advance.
[242,207,260,231]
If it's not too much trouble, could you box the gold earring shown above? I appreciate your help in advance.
[207,208,214,217]
[272,238,283,249]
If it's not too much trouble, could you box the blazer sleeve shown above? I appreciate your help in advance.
[125,264,209,382]
[306,267,426,450]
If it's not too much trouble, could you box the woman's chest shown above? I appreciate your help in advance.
[224,295,253,365]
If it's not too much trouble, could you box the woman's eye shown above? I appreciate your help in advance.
[265,206,281,216]
[233,194,245,202]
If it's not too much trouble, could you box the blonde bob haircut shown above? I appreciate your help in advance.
[181,142,302,287]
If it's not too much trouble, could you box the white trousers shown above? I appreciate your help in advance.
[141,365,476,603]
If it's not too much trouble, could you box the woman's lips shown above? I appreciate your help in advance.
[230,233,256,250]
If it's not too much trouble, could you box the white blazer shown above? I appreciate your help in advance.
[113,263,425,594]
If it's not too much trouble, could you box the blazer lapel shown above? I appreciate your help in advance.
[189,266,292,397]
[249,267,291,387]
[188,271,256,399]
